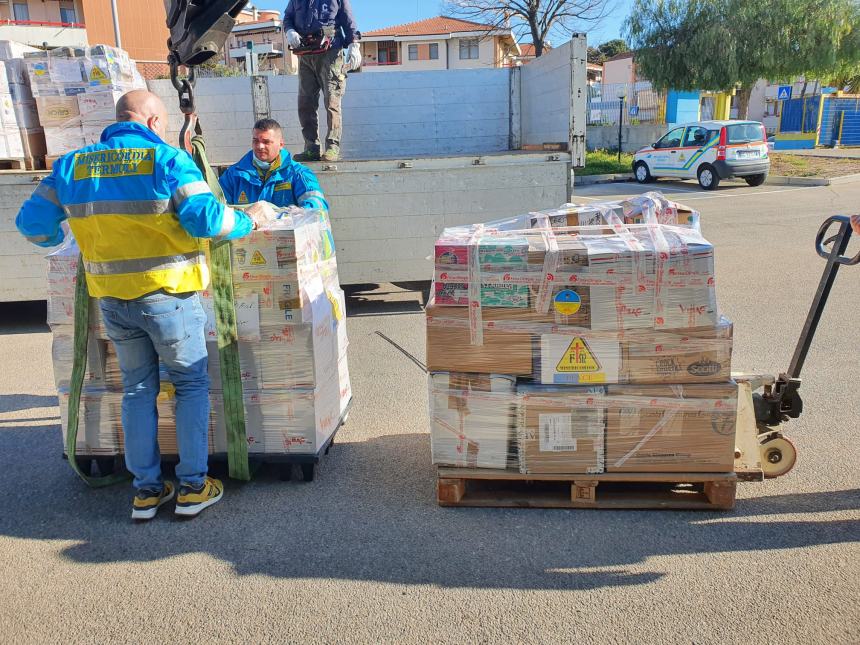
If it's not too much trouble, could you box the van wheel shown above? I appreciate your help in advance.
[745,173,767,187]
[697,164,720,190]
[634,161,653,183]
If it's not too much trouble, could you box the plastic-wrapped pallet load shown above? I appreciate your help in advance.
[25,45,145,159]
[47,209,350,464]
[0,40,46,166]
[426,191,737,475]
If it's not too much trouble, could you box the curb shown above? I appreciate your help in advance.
[765,175,830,187]
[829,172,860,185]
[575,172,634,186]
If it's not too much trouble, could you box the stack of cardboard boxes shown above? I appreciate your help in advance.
[0,40,46,165]
[24,45,145,162]
[49,211,351,460]
[427,192,737,475]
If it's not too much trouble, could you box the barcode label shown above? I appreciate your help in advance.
[539,414,577,453]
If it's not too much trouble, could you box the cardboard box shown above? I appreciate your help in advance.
[20,127,46,159]
[0,129,23,157]
[517,384,605,474]
[429,373,517,469]
[434,281,530,308]
[13,101,39,129]
[44,125,85,156]
[539,333,621,385]
[622,320,733,384]
[426,299,537,375]
[605,383,737,472]
[77,91,122,122]
[5,59,29,85]
[36,96,80,127]
[589,284,655,331]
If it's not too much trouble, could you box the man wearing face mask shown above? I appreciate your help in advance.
[15,90,267,521]
[218,118,329,213]
[284,0,361,162]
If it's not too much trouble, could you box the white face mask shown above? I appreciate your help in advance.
[253,155,272,171]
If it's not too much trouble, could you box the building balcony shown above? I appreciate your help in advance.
[0,19,87,48]
[229,43,283,58]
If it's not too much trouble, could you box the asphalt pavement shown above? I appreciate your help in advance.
[0,178,858,644]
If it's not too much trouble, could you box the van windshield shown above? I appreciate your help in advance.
[726,123,764,144]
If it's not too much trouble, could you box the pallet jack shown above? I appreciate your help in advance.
[734,215,859,480]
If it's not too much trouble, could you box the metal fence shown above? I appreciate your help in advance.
[779,96,820,133]
[819,95,860,146]
[587,82,666,126]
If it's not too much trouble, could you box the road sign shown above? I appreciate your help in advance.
[777,85,792,101]
[629,105,640,117]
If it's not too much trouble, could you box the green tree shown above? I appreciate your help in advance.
[587,46,603,63]
[624,0,860,117]
[597,38,628,60]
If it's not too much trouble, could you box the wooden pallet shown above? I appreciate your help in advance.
[0,157,30,170]
[0,156,46,171]
[437,468,738,510]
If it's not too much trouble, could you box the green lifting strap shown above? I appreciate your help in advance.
[66,259,130,487]
[190,133,251,481]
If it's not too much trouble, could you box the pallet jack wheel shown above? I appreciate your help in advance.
[760,435,797,479]
[301,463,315,482]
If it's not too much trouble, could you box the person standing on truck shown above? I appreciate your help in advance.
[284,0,362,162]
[15,90,272,521]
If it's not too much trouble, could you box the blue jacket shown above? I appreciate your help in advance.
[16,121,252,249]
[218,149,329,212]
[283,0,360,50]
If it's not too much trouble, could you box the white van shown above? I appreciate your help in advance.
[632,120,770,190]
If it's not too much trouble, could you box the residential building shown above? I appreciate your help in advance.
[601,51,636,85]
[0,0,87,48]
[225,7,286,74]
[359,16,519,72]
[78,0,171,78]
[587,62,602,85]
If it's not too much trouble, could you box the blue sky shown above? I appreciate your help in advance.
[251,0,633,46]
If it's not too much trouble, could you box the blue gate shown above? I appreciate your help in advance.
[819,96,860,146]
[779,96,820,133]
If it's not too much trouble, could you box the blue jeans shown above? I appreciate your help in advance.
[99,291,210,491]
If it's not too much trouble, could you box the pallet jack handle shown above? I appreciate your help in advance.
[755,215,858,426]
[789,215,859,378]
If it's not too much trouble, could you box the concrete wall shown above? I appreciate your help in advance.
[150,68,513,162]
[587,124,665,152]
[521,41,571,146]
[313,154,571,282]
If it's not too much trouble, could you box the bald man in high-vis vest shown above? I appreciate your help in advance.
[16,90,268,521]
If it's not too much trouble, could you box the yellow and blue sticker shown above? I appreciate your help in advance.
[554,289,582,316]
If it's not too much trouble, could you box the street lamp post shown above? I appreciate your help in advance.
[617,88,627,163]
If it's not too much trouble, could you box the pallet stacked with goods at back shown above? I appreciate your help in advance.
[426,191,740,510]
[22,44,147,168]
[0,40,49,169]
[48,209,351,482]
